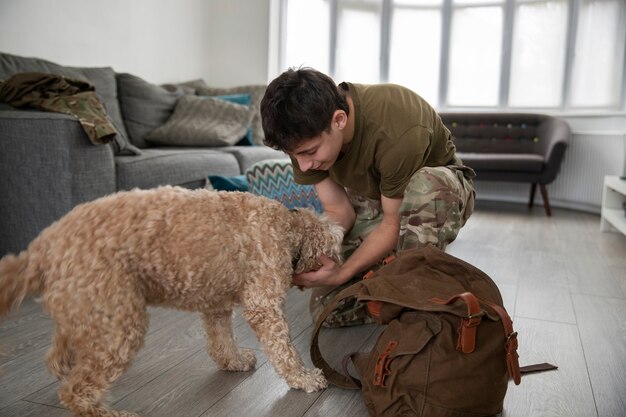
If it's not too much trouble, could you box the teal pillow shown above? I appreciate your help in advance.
[211,94,254,146]
[208,174,249,192]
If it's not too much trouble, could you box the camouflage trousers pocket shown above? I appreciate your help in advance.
[310,277,374,328]
[397,165,475,252]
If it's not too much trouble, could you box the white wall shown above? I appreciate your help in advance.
[207,0,271,86]
[0,0,271,86]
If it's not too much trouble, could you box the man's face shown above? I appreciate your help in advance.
[290,128,343,172]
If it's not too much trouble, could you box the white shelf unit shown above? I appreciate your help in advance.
[600,176,626,236]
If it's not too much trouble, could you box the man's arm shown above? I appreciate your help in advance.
[331,195,401,284]
[293,193,402,288]
[314,176,355,233]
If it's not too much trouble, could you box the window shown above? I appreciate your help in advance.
[284,0,331,73]
[280,0,626,111]
[447,1,504,107]
[509,0,569,108]
[389,1,442,106]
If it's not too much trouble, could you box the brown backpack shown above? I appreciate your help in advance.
[311,246,554,417]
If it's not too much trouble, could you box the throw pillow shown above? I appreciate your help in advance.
[145,95,255,147]
[161,78,209,95]
[116,73,183,148]
[208,174,249,192]
[196,85,266,145]
[245,159,323,213]
[209,93,254,146]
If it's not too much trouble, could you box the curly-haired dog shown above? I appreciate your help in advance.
[0,186,343,417]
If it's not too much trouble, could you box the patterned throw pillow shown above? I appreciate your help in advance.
[245,159,323,213]
[145,95,255,147]
[196,85,266,145]
[209,93,254,146]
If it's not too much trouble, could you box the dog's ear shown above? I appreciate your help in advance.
[319,214,344,266]
[291,210,344,274]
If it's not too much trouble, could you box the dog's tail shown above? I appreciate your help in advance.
[0,250,41,319]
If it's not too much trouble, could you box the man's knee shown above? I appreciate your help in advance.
[397,167,474,250]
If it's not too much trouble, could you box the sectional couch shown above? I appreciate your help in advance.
[0,52,286,256]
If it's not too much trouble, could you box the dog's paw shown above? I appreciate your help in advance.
[286,367,328,393]
[222,348,257,372]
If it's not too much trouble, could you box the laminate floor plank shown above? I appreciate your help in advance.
[24,311,208,407]
[203,323,378,417]
[502,318,597,417]
[0,400,70,417]
[200,326,325,417]
[0,298,52,365]
[572,294,626,417]
[113,347,266,417]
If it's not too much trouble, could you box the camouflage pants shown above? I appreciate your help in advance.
[310,163,475,327]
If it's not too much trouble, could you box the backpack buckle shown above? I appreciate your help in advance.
[465,310,486,326]
[457,310,485,353]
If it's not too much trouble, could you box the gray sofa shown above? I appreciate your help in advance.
[441,112,571,216]
[0,52,286,256]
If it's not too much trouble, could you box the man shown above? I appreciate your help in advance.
[260,67,475,327]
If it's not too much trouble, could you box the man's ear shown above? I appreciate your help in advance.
[333,110,347,130]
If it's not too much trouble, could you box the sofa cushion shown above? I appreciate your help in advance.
[116,73,182,148]
[145,95,255,147]
[457,152,544,172]
[0,52,139,156]
[218,145,289,173]
[197,85,266,145]
[115,147,240,191]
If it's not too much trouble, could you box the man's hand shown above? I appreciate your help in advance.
[292,255,344,288]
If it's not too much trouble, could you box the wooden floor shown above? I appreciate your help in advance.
[1,202,625,417]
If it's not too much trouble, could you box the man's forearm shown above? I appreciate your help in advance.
[336,218,399,284]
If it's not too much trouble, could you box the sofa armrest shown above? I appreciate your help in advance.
[539,117,571,183]
[0,110,116,255]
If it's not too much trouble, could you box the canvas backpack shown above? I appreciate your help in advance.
[311,245,555,417]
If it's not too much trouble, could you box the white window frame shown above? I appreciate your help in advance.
[278,0,626,113]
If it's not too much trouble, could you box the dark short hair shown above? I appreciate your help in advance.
[261,67,349,152]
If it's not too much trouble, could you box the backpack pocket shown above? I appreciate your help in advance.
[352,311,442,416]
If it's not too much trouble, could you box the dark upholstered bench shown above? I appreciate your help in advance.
[441,113,571,216]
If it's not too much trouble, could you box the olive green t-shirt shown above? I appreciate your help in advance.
[292,82,456,199]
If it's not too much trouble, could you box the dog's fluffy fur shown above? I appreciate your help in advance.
[0,186,343,417]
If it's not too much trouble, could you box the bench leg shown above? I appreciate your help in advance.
[528,183,537,208]
[539,184,552,216]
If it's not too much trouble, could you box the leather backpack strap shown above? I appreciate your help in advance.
[341,352,363,388]
[310,283,364,389]
[429,292,483,354]
[430,293,525,385]
[480,299,522,385]
[520,362,558,374]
